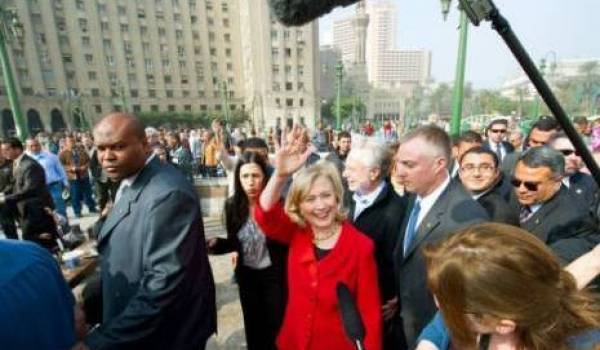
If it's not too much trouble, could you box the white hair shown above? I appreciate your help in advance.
[346,140,390,176]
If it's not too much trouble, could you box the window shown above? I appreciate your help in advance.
[95,105,102,113]
[270,30,278,39]
[221,2,228,12]
[103,39,112,50]
[106,56,115,66]
[223,18,229,27]
[285,65,292,74]
[298,82,304,91]
[224,33,230,42]
[140,26,148,35]
[79,19,88,32]
[285,82,293,91]
[225,48,231,57]
[179,61,186,69]
[208,18,214,26]
[148,89,156,97]
[298,65,304,76]
[164,75,172,84]
[168,105,176,112]
[151,104,159,112]
[76,0,85,11]
[145,59,153,70]
[283,30,290,39]
[142,42,151,54]
[88,71,97,80]
[226,63,233,71]
[286,98,293,107]
[178,46,185,57]
[194,46,201,55]
[200,104,207,111]
[101,22,109,31]
[272,82,280,91]
[299,98,304,107]
[162,60,171,68]
[117,5,126,15]
[210,48,216,56]
[82,36,91,47]
[184,104,192,111]
[158,27,166,37]
[285,48,291,57]
[183,90,190,97]
[130,89,139,97]
[208,32,215,41]
[85,54,93,64]
[133,105,142,112]
[166,90,174,98]
[175,30,183,39]
[91,88,100,97]
[147,75,156,84]
[192,30,200,40]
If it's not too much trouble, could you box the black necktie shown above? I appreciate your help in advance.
[519,205,532,224]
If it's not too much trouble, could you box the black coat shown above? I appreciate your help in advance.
[349,181,408,302]
[5,154,57,242]
[482,140,515,163]
[476,176,520,226]
[568,171,600,217]
[521,186,600,264]
[394,180,489,347]
[85,159,216,350]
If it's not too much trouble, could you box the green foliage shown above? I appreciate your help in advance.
[329,96,366,126]
[138,109,249,129]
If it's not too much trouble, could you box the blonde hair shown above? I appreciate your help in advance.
[424,223,600,350]
[284,160,347,227]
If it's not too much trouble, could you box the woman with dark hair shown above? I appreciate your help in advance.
[416,223,600,350]
[207,151,287,350]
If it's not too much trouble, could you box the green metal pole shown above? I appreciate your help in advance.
[0,29,27,139]
[450,10,469,137]
[335,61,344,131]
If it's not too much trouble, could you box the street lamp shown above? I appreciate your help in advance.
[0,6,27,139]
[219,80,230,124]
[335,61,344,130]
[532,51,557,119]
[441,0,469,137]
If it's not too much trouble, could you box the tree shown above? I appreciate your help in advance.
[138,109,249,129]
[329,96,366,127]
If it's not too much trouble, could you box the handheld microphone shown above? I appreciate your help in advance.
[268,0,361,26]
[336,282,366,350]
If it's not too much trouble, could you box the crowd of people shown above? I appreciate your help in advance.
[2,112,600,350]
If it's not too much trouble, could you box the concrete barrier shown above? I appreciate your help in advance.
[194,177,229,218]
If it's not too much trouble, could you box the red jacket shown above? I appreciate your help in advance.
[254,202,382,350]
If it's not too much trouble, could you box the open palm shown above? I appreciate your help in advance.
[274,126,314,178]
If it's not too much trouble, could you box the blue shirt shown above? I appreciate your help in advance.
[28,150,69,186]
[0,240,76,349]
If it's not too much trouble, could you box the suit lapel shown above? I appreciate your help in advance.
[402,185,452,260]
[97,158,159,244]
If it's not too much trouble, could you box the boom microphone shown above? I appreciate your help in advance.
[268,0,361,26]
[336,282,366,350]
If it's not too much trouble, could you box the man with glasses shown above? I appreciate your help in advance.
[458,147,519,225]
[512,146,598,263]
[549,132,599,216]
[483,119,513,164]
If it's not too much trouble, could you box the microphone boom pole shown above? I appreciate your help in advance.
[457,0,600,187]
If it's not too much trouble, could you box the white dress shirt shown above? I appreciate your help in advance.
[415,174,451,228]
[352,181,386,220]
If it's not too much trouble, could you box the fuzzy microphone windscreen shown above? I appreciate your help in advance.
[268,0,361,26]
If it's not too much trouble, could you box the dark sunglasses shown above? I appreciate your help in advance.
[510,177,541,191]
[490,129,507,134]
[558,149,579,157]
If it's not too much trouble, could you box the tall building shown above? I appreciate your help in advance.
[239,0,320,131]
[331,0,430,89]
[0,0,319,135]
[319,45,341,100]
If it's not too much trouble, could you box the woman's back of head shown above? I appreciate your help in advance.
[424,223,600,350]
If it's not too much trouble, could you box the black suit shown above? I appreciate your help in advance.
[476,175,520,226]
[394,180,489,348]
[568,172,600,217]
[349,182,408,350]
[521,186,599,264]
[4,154,57,249]
[85,158,216,350]
[483,140,514,164]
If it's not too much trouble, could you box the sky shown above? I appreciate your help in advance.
[319,0,600,89]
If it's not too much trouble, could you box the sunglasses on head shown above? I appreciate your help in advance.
[510,177,541,191]
[558,149,579,157]
[490,129,507,134]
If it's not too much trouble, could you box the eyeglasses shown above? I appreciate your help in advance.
[510,177,542,191]
[558,149,579,157]
[461,164,496,173]
[490,129,507,134]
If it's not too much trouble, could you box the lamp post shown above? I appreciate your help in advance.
[441,0,469,137]
[531,52,557,119]
[0,6,27,140]
[219,80,230,124]
[335,61,344,130]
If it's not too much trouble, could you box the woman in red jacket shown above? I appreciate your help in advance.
[254,126,382,350]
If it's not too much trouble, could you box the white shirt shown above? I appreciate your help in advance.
[415,174,451,229]
[488,140,507,160]
[352,181,386,220]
